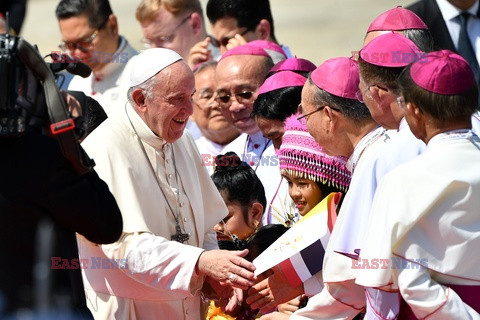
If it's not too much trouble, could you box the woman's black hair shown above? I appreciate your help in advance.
[211,152,267,211]
[251,86,303,121]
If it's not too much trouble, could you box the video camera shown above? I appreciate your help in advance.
[0,32,96,174]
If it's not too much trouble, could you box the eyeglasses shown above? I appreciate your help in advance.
[355,84,389,103]
[141,14,191,48]
[216,90,255,108]
[297,104,341,125]
[210,28,250,48]
[396,96,407,109]
[58,18,108,53]
[194,90,218,108]
[58,30,99,53]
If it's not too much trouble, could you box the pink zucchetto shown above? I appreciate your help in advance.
[258,71,307,95]
[130,48,182,87]
[219,44,270,61]
[311,57,359,100]
[270,57,317,73]
[246,40,287,64]
[367,7,428,32]
[360,33,422,67]
[278,114,351,191]
[410,50,475,95]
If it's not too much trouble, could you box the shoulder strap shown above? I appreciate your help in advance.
[16,37,94,174]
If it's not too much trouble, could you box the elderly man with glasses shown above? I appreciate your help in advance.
[322,32,428,320]
[191,61,240,174]
[56,0,138,117]
[78,47,257,320]
[252,56,386,320]
[215,45,289,228]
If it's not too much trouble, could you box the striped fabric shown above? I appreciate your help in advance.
[253,192,341,287]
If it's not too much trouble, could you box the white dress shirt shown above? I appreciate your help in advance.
[436,0,480,65]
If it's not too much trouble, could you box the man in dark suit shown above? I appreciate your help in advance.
[407,0,479,76]
[408,0,480,128]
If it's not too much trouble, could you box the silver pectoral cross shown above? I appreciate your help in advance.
[171,224,189,243]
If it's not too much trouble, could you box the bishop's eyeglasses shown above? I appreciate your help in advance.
[216,91,255,108]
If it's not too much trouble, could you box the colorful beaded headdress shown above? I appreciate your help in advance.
[277,114,351,191]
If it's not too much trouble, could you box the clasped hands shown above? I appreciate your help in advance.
[198,251,305,315]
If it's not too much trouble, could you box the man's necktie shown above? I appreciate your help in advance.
[457,12,480,84]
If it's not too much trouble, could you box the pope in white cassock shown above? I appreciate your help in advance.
[79,48,256,319]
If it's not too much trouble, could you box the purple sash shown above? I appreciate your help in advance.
[400,284,480,319]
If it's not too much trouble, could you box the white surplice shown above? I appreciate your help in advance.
[79,103,227,319]
[356,130,480,319]
[290,126,388,320]
[335,119,426,319]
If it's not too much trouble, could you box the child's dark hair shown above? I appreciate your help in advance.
[245,224,289,261]
[211,152,267,214]
[316,181,346,200]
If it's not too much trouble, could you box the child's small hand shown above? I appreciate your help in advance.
[276,294,308,314]
[223,287,244,314]
[258,311,290,320]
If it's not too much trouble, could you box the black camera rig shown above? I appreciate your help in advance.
[0,33,95,174]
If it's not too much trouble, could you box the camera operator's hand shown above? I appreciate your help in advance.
[61,91,82,118]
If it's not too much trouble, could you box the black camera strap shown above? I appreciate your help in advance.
[16,38,94,174]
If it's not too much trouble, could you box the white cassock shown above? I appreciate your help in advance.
[356,130,480,319]
[67,36,138,117]
[334,118,426,319]
[79,103,227,320]
[335,119,425,258]
[290,126,388,320]
[223,131,288,226]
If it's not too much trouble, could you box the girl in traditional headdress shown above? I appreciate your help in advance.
[277,114,351,222]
